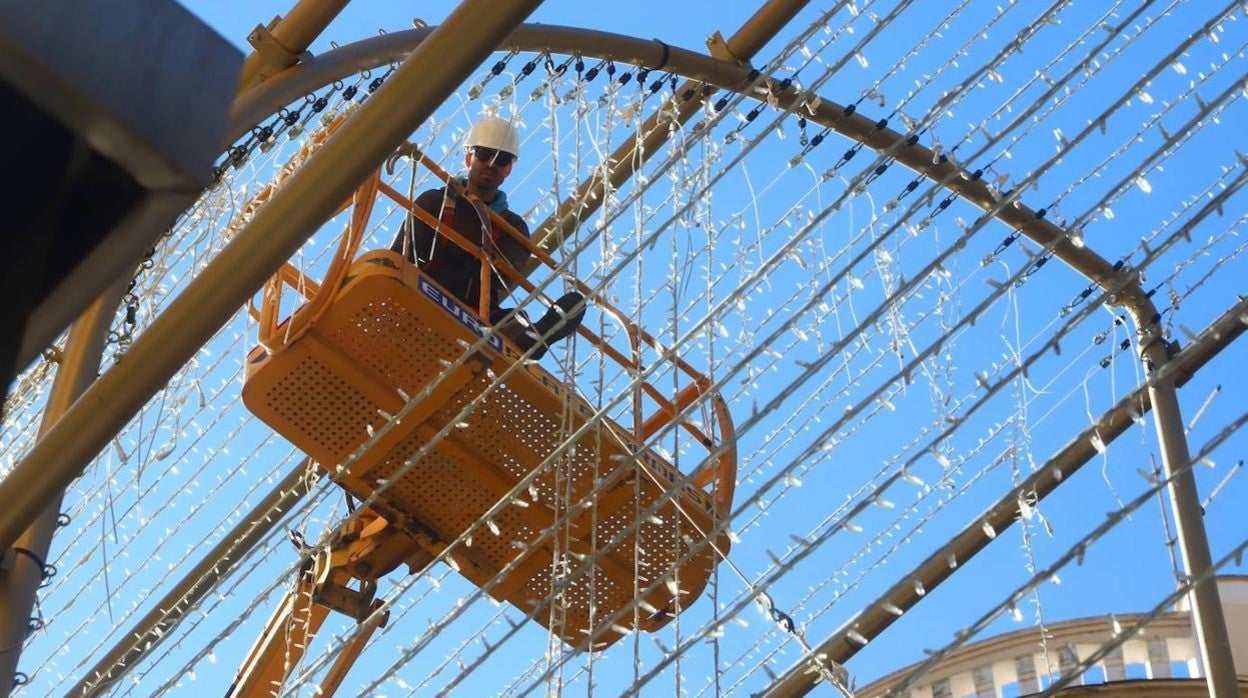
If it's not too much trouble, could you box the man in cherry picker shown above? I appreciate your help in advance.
[391,116,585,359]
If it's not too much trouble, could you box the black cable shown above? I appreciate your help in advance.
[648,39,670,71]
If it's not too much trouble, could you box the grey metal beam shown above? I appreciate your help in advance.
[0,0,241,382]
[0,0,239,189]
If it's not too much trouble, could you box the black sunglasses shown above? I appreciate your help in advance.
[471,147,515,167]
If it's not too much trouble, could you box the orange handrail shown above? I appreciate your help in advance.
[258,171,379,354]
[242,129,737,517]
[390,146,736,517]
[378,175,709,436]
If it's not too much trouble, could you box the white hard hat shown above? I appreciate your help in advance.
[465,116,521,157]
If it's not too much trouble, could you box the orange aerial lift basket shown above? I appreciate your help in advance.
[240,143,737,652]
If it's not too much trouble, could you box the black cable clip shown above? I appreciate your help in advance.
[11,547,54,583]
[647,38,671,71]
[756,591,796,633]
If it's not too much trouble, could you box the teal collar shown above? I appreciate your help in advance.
[488,189,509,213]
[456,177,509,213]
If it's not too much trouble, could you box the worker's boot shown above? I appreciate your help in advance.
[517,292,586,360]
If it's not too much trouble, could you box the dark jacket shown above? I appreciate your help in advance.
[390,187,530,311]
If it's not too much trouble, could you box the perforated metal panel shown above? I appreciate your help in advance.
[243,250,725,650]
[259,353,380,463]
[331,294,456,396]
[522,559,635,648]
[366,424,540,575]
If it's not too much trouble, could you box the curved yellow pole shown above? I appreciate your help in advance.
[0,282,126,692]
